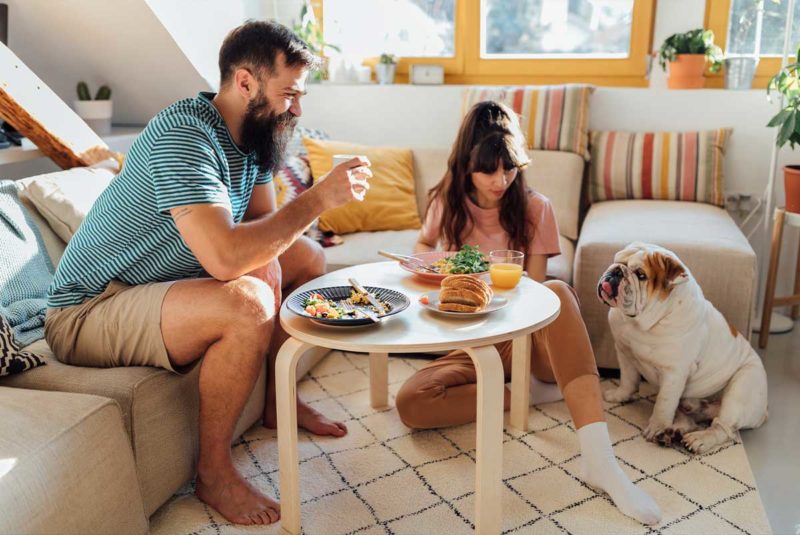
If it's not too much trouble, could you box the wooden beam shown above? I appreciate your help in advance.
[0,42,118,170]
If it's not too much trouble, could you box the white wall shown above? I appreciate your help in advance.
[145,0,270,90]
[5,0,210,124]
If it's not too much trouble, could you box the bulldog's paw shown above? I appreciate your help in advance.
[654,427,684,447]
[682,428,729,454]
[643,418,671,441]
[603,387,634,404]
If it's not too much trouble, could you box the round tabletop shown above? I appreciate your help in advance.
[280,261,561,353]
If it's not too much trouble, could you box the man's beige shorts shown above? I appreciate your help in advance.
[45,280,184,373]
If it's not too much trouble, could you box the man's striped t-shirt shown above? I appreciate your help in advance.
[47,91,272,308]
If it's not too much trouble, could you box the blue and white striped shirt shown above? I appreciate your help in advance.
[47,92,272,308]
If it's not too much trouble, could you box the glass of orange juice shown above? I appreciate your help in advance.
[489,250,525,289]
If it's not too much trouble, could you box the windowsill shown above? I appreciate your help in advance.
[0,125,143,166]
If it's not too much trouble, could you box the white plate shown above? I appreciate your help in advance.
[421,293,509,317]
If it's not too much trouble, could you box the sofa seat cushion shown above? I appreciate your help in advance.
[547,236,574,284]
[0,386,147,534]
[574,200,756,369]
[1,340,264,516]
[325,229,420,271]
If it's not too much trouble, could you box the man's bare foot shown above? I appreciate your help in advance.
[297,400,348,436]
[196,466,280,525]
[263,399,348,437]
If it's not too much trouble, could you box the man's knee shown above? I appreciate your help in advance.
[222,276,276,330]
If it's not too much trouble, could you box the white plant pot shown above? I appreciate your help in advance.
[74,99,113,135]
[376,63,396,85]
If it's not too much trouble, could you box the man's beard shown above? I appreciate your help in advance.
[240,92,297,174]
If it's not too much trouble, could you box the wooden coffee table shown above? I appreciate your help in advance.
[275,262,560,535]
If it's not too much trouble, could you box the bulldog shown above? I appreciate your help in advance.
[597,243,768,454]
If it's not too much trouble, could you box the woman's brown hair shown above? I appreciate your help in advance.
[427,101,532,254]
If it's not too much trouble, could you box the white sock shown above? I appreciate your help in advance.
[504,376,563,407]
[577,422,662,525]
[529,375,563,405]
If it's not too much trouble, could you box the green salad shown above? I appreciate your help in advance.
[432,245,489,274]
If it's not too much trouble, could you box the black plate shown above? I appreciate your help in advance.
[287,286,410,326]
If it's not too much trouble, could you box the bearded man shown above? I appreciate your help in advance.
[44,20,371,526]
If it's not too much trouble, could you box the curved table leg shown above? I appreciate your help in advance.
[369,352,389,408]
[464,345,505,535]
[276,336,316,535]
[509,334,531,432]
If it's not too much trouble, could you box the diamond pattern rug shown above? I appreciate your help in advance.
[150,352,771,535]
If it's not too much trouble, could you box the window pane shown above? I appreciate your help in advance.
[482,0,634,58]
[323,0,455,58]
[728,0,800,56]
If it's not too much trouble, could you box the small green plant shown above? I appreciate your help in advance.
[658,29,724,73]
[379,53,397,65]
[767,46,800,148]
[292,0,339,81]
[77,81,111,101]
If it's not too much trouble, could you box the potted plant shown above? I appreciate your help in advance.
[376,53,397,85]
[724,0,767,89]
[292,0,340,82]
[767,46,800,213]
[657,29,723,89]
[73,82,112,135]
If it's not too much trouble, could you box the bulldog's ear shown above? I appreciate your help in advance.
[659,253,688,288]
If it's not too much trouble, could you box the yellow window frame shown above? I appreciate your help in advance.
[705,0,787,89]
[316,0,656,86]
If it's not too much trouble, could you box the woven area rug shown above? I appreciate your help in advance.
[150,351,771,535]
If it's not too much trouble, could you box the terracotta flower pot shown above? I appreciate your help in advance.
[667,54,707,89]
[785,165,800,214]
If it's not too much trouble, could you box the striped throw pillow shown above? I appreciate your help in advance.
[461,84,594,160]
[588,129,732,207]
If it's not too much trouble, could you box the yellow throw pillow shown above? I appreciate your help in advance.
[302,138,422,234]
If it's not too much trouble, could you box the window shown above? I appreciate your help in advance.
[726,0,800,56]
[317,0,656,85]
[706,0,800,88]
[481,0,635,59]
[323,0,456,58]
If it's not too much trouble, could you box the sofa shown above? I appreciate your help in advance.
[0,169,326,534]
[320,145,757,369]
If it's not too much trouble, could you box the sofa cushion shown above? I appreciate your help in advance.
[325,229,420,272]
[2,340,327,516]
[574,200,756,369]
[0,386,147,534]
[547,236,574,285]
[16,166,115,242]
[1,340,263,516]
[462,85,595,160]
[304,138,422,234]
[588,129,731,208]
[526,150,584,241]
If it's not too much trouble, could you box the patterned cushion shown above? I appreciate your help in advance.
[0,314,45,376]
[461,84,595,160]
[274,127,343,247]
[588,128,732,207]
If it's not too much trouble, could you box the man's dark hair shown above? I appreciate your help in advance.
[219,20,319,85]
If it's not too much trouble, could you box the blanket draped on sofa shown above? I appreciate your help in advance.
[0,180,54,346]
